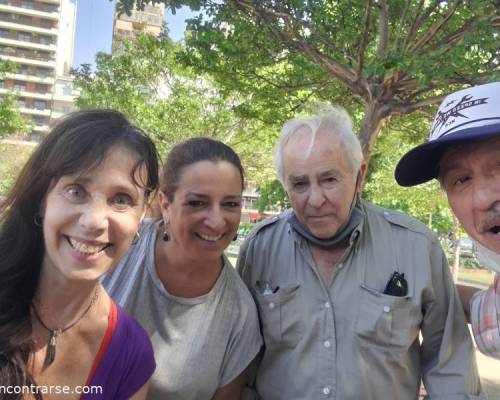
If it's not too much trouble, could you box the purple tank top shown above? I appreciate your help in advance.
[81,302,156,399]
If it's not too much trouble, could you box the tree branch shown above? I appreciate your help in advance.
[389,95,446,114]
[405,1,450,50]
[377,0,389,58]
[410,0,462,52]
[230,0,366,99]
[393,0,411,51]
[357,0,372,79]
[404,0,427,46]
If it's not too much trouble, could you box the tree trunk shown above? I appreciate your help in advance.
[357,101,389,163]
[451,216,461,282]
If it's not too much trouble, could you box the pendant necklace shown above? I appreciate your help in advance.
[31,286,99,367]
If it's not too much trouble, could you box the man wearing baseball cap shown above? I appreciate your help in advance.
[396,81,500,359]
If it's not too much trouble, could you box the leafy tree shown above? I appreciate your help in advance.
[0,60,32,136]
[116,0,499,164]
[363,121,453,234]
[73,33,276,181]
[255,179,289,214]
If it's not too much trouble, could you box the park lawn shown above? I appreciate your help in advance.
[0,141,35,195]
[458,269,495,286]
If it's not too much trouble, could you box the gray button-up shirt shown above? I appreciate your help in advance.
[237,202,484,400]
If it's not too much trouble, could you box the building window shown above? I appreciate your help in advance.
[17,99,26,108]
[21,1,34,9]
[32,115,46,126]
[36,67,50,78]
[42,4,58,13]
[62,84,72,96]
[33,100,46,110]
[13,82,26,91]
[35,83,47,93]
[39,36,53,45]
[14,83,26,92]
[0,29,9,38]
[18,32,32,42]
[19,15,32,24]
[17,65,29,75]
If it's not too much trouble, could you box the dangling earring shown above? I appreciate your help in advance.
[233,233,238,241]
[34,214,43,227]
[131,231,140,245]
[162,220,170,242]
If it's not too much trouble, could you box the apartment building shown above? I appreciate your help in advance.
[112,2,164,52]
[0,0,77,137]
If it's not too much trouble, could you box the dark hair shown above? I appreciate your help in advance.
[161,137,244,201]
[0,109,159,396]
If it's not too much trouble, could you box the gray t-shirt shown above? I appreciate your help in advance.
[103,219,262,400]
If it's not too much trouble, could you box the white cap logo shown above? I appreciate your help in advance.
[429,82,500,141]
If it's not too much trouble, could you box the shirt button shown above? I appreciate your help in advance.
[383,305,391,313]
[323,386,331,395]
[324,302,331,308]
[269,302,275,309]
[338,263,343,269]
[323,340,331,348]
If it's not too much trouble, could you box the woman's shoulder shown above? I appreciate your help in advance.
[102,219,159,291]
[86,303,155,399]
[221,259,259,317]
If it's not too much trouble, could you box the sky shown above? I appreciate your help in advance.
[73,0,193,69]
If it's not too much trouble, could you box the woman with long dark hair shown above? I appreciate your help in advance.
[104,137,262,400]
[0,110,158,399]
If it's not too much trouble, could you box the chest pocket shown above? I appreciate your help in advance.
[355,284,420,351]
[254,284,303,347]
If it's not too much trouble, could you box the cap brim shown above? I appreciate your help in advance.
[395,122,500,187]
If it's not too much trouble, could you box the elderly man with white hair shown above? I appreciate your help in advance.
[237,106,483,399]
[396,81,500,360]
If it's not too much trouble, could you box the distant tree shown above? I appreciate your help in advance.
[255,179,289,214]
[363,120,453,234]
[73,33,276,182]
[0,60,32,136]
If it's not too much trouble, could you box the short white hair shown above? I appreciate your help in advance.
[274,104,363,185]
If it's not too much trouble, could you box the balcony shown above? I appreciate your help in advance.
[32,125,49,133]
[0,87,52,100]
[0,36,56,52]
[5,71,54,84]
[0,4,60,21]
[19,105,51,116]
[0,53,56,68]
[0,20,57,35]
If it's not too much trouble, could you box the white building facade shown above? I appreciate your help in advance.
[0,0,77,137]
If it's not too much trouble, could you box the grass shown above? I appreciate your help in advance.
[0,140,36,195]
[458,269,495,286]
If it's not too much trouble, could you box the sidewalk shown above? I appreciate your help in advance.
[476,350,500,399]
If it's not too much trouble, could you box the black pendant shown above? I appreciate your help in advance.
[44,330,59,366]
